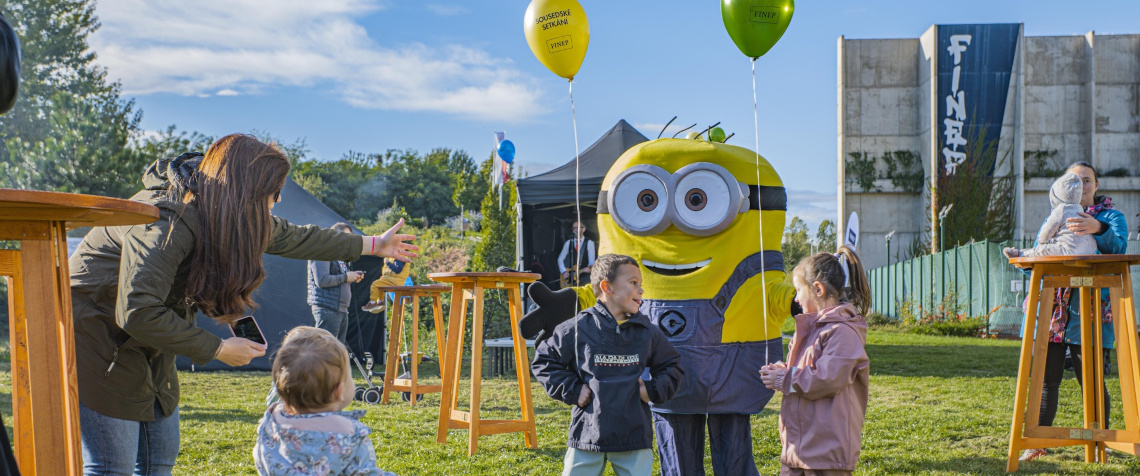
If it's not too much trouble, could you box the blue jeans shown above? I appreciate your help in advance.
[313,306,349,343]
[80,402,179,476]
[562,447,652,476]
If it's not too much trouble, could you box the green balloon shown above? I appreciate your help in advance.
[721,0,795,59]
[709,127,726,143]
[685,131,702,140]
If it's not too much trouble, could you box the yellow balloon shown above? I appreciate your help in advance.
[523,0,589,80]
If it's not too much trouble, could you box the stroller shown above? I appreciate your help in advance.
[350,351,383,404]
[350,275,440,404]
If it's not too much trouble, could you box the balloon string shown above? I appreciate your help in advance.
[571,80,581,271]
[752,57,770,364]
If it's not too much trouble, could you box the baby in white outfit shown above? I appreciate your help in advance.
[1003,172,1097,259]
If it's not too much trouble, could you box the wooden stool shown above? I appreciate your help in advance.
[378,285,449,406]
[0,189,158,475]
[1006,255,1140,472]
[429,272,539,455]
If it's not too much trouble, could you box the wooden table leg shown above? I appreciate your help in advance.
[382,296,405,404]
[1092,287,1106,461]
[0,250,33,475]
[1008,265,1042,472]
[508,286,538,448]
[438,286,468,444]
[1024,287,1056,434]
[1112,265,1140,454]
[432,296,445,362]
[410,295,420,407]
[19,232,74,475]
[52,223,83,473]
[1079,287,1096,462]
[468,285,485,456]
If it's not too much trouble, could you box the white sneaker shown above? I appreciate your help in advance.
[1019,448,1046,462]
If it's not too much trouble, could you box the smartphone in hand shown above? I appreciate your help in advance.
[230,315,266,345]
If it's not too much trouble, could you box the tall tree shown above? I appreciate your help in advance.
[816,219,837,254]
[781,217,812,271]
[472,157,516,272]
[0,0,146,197]
[291,151,378,222]
[471,156,517,339]
[292,147,489,226]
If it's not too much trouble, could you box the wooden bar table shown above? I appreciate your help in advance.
[429,272,539,455]
[0,189,158,475]
[377,285,448,406]
[1006,255,1140,472]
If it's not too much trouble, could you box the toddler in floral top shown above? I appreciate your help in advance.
[254,326,397,476]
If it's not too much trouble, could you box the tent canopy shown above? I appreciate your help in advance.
[515,120,648,289]
[516,119,649,205]
[177,178,386,371]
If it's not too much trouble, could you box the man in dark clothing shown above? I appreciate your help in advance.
[558,221,596,288]
[307,223,364,343]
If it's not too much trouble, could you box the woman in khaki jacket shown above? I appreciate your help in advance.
[69,134,416,475]
[761,246,871,476]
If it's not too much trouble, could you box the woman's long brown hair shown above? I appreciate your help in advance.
[186,134,290,322]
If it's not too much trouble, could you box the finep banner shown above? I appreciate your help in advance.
[936,23,1020,180]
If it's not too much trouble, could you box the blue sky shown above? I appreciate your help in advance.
[89,0,1140,230]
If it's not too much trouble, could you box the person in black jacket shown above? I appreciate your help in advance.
[533,254,684,476]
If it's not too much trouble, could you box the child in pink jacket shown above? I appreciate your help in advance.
[760,245,871,476]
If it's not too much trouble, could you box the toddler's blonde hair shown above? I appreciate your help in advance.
[272,326,351,411]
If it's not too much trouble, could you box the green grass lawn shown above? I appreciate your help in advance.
[5,330,1140,474]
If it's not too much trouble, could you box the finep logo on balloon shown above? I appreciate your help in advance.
[750,7,780,24]
[547,36,572,53]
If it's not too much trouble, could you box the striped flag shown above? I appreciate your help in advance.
[493,132,510,187]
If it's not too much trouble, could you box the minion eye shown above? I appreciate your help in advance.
[609,166,671,235]
[638,189,659,211]
[685,189,707,211]
[671,163,745,236]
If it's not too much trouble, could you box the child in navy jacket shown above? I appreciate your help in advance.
[533,254,684,476]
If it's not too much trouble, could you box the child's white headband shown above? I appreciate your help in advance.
[834,253,850,288]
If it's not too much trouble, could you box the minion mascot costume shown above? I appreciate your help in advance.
[521,136,798,475]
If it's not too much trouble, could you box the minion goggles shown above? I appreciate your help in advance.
[596,162,787,236]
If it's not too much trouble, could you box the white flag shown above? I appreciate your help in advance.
[493,132,506,188]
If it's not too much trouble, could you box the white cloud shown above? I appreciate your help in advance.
[89,0,544,121]
[633,122,697,139]
[129,128,166,146]
[427,4,468,16]
[784,188,838,232]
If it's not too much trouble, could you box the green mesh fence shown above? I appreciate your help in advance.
[867,240,1140,336]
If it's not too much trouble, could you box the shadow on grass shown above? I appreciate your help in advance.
[756,407,779,418]
[903,455,1064,474]
[868,344,1020,378]
[179,406,260,425]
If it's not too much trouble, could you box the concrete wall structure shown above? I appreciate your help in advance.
[840,26,1140,270]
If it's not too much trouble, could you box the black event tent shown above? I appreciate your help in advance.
[177,178,387,371]
[515,120,648,288]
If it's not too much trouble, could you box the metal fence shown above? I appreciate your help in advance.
[867,240,1140,335]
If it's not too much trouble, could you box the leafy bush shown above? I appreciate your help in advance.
[892,290,990,337]
[909,317,987,337]
[866,312,897,328]
[896,298,921,324]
